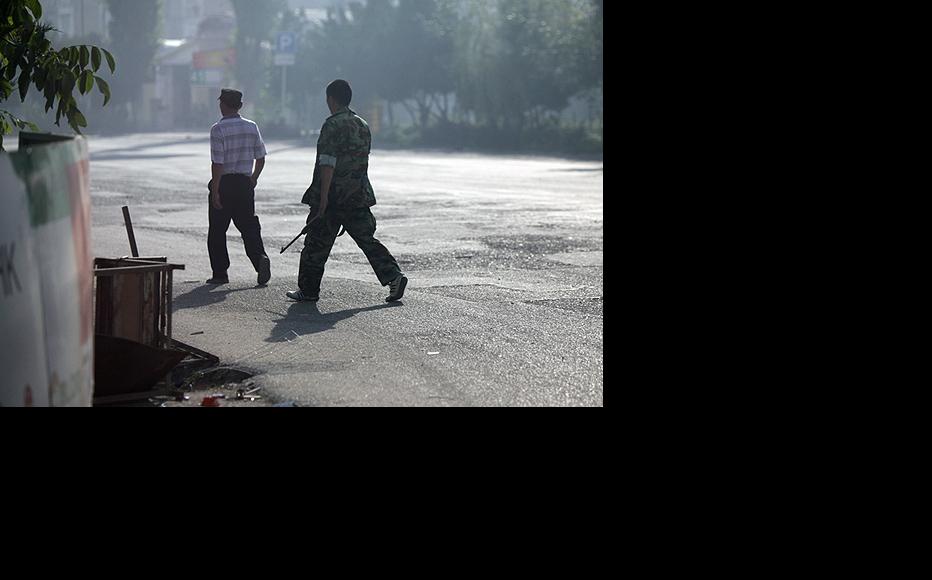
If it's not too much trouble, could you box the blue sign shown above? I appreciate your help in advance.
[278,32,297,54]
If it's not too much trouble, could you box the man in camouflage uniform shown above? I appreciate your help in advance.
[287,79,408,303]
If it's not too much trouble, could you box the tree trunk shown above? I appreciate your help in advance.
[437,94,450,123]
[416,94,431,128]
[401,101,417,126]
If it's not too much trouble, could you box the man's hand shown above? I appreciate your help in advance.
[252,158,265,190]
[211,162,224,210]
[309,203,327,222]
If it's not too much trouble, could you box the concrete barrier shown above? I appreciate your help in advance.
[0,135,93,407]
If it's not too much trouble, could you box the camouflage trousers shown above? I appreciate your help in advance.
[298,206,401,297]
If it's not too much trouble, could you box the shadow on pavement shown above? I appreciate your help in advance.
[265,301,403,343]
[173,283,266,311]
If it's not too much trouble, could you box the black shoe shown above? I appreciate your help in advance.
[206,276,229,285]
[257,256,271,286]
[286,290,318,302]
[386,275,408,302]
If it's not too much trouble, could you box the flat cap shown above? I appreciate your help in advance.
[218,88,243,106]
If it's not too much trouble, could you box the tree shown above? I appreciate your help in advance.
[1,0,114,150]
[296,0,457,129]
[453,0,595,130]
[389,0,457,127]
[300,1,392,104]
[230,0,288,107]
[104,0,160,128]
[580,0,602,90]
[284,0,601,149]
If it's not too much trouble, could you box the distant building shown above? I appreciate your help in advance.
[162,0,234,41]
[152,5,236,129]
[42,0,342,130]
[41,0,110,40]
[40,0,238,43]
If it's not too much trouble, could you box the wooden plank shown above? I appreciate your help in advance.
[122,206,140,258]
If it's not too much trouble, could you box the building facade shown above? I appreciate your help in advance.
[162,0,235,40]
[41,0,110,40]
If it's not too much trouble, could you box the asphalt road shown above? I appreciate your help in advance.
[88,133,603,406]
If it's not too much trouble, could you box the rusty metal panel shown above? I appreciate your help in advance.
[93,258,184,348]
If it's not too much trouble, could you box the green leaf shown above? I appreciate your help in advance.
[80,46,89,68]
[33,66,47,90]
[18,70,30,100]
[24,0,42,21]
[60,70,75,97]
[95,76,111,106]
[12,41,28,72]
[78,70,92,94]
[0,78,12,99]
[103,49,116,74]
[71,109,87,129]
[92,47,101,72]
[55,96,66,125]
[44,84,55,112]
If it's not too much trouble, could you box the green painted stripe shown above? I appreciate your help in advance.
[9,138,88,227]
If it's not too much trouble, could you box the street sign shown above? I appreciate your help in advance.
[276,33,298,119]
[278,32,297,54]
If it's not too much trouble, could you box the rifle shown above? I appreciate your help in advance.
[280,215,321,254]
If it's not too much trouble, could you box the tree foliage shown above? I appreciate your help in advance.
[230,0,288,105]
[1,0,115,149]
[104,0,160,126]
[454,0,597,129]
[288,0,601,131]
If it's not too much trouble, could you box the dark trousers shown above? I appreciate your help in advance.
[299,206,401,296]
[207,174,267,277]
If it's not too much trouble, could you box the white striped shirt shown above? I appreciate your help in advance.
[210,115,267,176]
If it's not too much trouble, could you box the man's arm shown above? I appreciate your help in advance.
[210,124,225,210]
[317,165,334,217]
[211,163,223,210]
[314,120,338,218]
[252,157,265,188]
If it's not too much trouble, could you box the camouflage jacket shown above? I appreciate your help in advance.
[302,108,376,209]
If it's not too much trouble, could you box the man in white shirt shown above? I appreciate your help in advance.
[207,88,271,286]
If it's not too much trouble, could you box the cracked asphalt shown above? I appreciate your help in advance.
[88,133,603,406]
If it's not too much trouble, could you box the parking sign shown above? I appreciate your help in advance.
[278,32,297,54]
